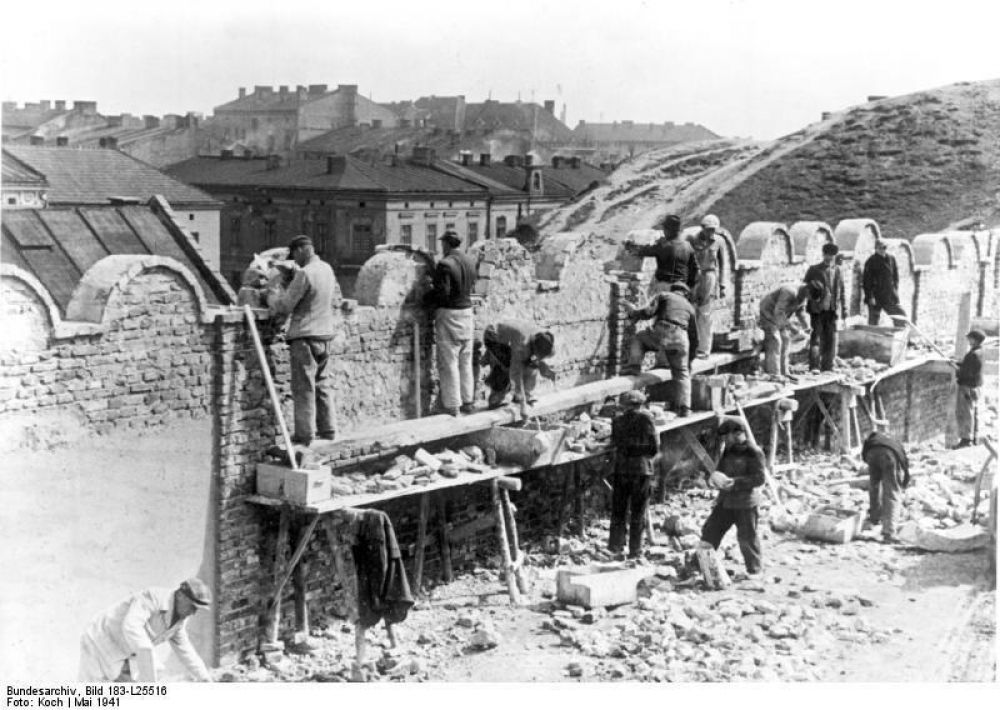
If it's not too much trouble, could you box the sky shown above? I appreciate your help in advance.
[2,0,999,140]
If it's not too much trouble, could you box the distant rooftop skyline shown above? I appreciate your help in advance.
[2,0,998,141]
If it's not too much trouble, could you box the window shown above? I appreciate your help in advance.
[7,198,16,205]
[496,216,507,238]
[426,223,438,252]
[229,215,241,246]
[191,231,200,243]
[263,220,277,247]
[401,224,412,246]
[351,222,374,261]
[532,172,542,191]
[315,222,328,253]
[468,222,479,244]
[445,223,456,231]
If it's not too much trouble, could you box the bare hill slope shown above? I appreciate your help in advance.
[541,79,1000,242]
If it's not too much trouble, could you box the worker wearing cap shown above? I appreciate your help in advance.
[862,430,910,542]
[803,242,847,371]
[620,282,698,417]
[688,215,726,359]
[624,214,699,296]
[700,416,766,576]
[480,319,556,409]
[954,329,986,448]
[79,578,213,682]
[268,234,338,445]
[862,239,906,325]
[609,390,659,558]
[758,282,815,379]
[423,230,476,416]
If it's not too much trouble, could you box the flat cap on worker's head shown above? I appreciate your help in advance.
[661,214,681,230]
[179,577,212,607]
[620,390,647,406]
[967,329,986,343]
[717,416,745,435]
[821,242,840,256]
[440,230,462,248]
[533,331,555,358]
[700,214,721,230]
[287,234,312,252]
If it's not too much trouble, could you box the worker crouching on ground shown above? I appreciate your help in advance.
[268,235,337,446]
[480,319,556,409]
[861,430,910,543]
[862,238,906,325]
[803,242,847,372]
[954,328,985,448]
[79,578,213,682]
[688,214,726,359]
[620,282,698,417]
[608,390,659,559]
[758,282,816,380]
[423,230,477,416]
[623,214,699,296]
[699,416,766,576]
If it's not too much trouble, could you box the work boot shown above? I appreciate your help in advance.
[460,403,477,415]
[954,439,972,449]
[677,406,692,418]
[444,407,460,417]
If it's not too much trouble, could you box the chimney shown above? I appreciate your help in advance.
[254,85,272,97]
[569,157,581,169]
[337,84,358,96]
[326,155,345,174]
[551,156,564,169]
[821,111,832,120]
[99,136,118,149]
[460,152,472,166]
[143,115,160,129]
[279,85,289,98]
[56,136,69,147]
[40,100,51,111]
[479,153,491,167]
[221,149,234,160]
[29,135,44,146]
[523,154,534,167]
[504,155,523,167]
[454,95,467,132]
[107,115,123,127]
[243,149,254,159]
[55,100,66,111]
[867,95,887,102]
[543,100,555,114]
[308,84,328,95]
[74,100,98,114]
[266,154,282,170]
[411,146,436,166]
[238,87,246,99]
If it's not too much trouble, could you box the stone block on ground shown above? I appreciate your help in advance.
[897,521,989,552]
[556,564,655,608]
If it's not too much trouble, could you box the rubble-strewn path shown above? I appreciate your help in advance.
[220,438,995,683]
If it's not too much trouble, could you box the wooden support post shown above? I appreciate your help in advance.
[293,553,309,636]
[839,390,852,455]
[500,488,529,594]
[491,480,521,605]
[556,463,572,539]
[785,419,793,465]
[413,324,422,418]
[437,497,453,583]
[812,393,842,452]
[972,439,998,524]
[575,465,586,536]
[412,493,429,595]
[265,508,291,645]
[767,405,779,472]
[322,517,367,672]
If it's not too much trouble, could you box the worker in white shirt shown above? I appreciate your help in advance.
[78,577,213,682]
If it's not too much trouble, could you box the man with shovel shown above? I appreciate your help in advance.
[699,416,767,577]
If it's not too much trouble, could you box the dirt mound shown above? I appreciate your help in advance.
[542,79,1000,243]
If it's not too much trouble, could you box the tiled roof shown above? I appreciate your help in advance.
[214,93,309,112]
[2,152,48,186]
[296,125,457,156]
[443,161,605,199]
[166,154,487,194]
[3,147,220,207]
[573,121,718,143]
[1,205,231,314]
[542,163,608,196]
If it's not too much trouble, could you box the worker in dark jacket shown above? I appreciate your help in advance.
[423,231,477,416]
[803,242,847,371]
[700,416,767,575]
[481,319,556,408]
[608,390,659,558]
[862,239,906,325]
[620,283,698,417]
[624,214,699,296]
[268,235,338,445]
[954,329,986,448]
[862,431,910,542]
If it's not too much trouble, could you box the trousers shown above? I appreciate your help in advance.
[692,270,717,357]
[435,308,474,410]
[609,472,651,557]
[867,301,906,326]
[809,311,838,371]
[623,325,690,408]
[761,322,791,376]
[867,447,903,538]
[700,505,762,574]
[289,337,336,443]
[956,385,979,442]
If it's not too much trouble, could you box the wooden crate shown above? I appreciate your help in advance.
[838,325,909,365]
[691,374,732,412]
[801,505,862,544]
[256,463,331,505]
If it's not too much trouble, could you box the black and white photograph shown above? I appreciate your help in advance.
[1,0,997,701]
